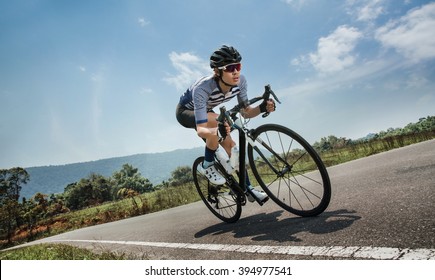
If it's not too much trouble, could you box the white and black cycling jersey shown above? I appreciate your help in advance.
[178,75,248,125]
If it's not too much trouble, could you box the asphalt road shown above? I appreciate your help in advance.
[14,139,435,260]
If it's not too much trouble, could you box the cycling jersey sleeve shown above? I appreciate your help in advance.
[193,87,209,125]
[237,75,249,108]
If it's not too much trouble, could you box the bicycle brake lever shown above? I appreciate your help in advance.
[225,111,234,127]
[270,89,281,105]
[217,106,234,126]
[261,85,280,118]
[265,84,281,104]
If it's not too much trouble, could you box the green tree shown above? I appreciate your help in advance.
[111,164,153,199]
[21,193,49,240]
[64,173,112,210]
[169,166,192,187]
[0,167,29,201]
[313,135,350,152]
[0,167,29,243]
[0,199,22,243]
[46,193,69,216]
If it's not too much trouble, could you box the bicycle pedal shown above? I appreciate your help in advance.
[208,185,219,195]
[258,196,269,206]
[207,195,218,204]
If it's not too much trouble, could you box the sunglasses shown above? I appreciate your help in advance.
[218,63,242,73]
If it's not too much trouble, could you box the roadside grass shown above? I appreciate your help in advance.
[0,243,129,260]
[320,132,435,167]
[1,132,434,260]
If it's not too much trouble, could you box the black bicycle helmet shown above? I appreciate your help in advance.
[210,45,242,68]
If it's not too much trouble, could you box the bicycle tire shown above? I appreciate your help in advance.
[247,124,331,217]
[192,156,242,223]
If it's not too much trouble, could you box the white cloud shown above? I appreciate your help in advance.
[375,2,435,63]
[282,0,307,10]
[406,73,429,88]
[308,25,363,74]
[346,0,385,22]
[91,72,103,82]
[290,56,305,68]
[139,87,153,95]
[138,17,150,27]
[164,52,210,90]
[283,58,394,98]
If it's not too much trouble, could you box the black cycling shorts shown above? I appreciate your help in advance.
[176,104,216,130]
[176,104,196,129]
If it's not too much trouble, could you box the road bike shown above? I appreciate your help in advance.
[192,85,331,223]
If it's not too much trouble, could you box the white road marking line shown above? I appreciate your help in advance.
[58,239,435,260]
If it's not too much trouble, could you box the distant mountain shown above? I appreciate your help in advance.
[21,147,204,199]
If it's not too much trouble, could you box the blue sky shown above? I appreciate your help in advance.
[1,0,434,168]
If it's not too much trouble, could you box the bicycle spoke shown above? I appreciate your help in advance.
[275,172,301,209]
[288,172,321,207]
[248,124,331,217]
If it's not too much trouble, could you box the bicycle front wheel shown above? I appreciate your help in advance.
[248,124,331,217]
[192,156,242,223]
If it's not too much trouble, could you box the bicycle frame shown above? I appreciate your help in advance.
[216,85,283,205]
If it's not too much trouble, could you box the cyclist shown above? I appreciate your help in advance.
[175,45,275,203]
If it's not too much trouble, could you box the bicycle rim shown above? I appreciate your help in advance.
[192,157,242,223]
[248,124,331,217]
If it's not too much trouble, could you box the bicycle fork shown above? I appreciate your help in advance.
[247,131,292,178]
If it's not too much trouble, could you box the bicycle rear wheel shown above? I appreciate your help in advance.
[247,124,331,217]
[192,156,242,223]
